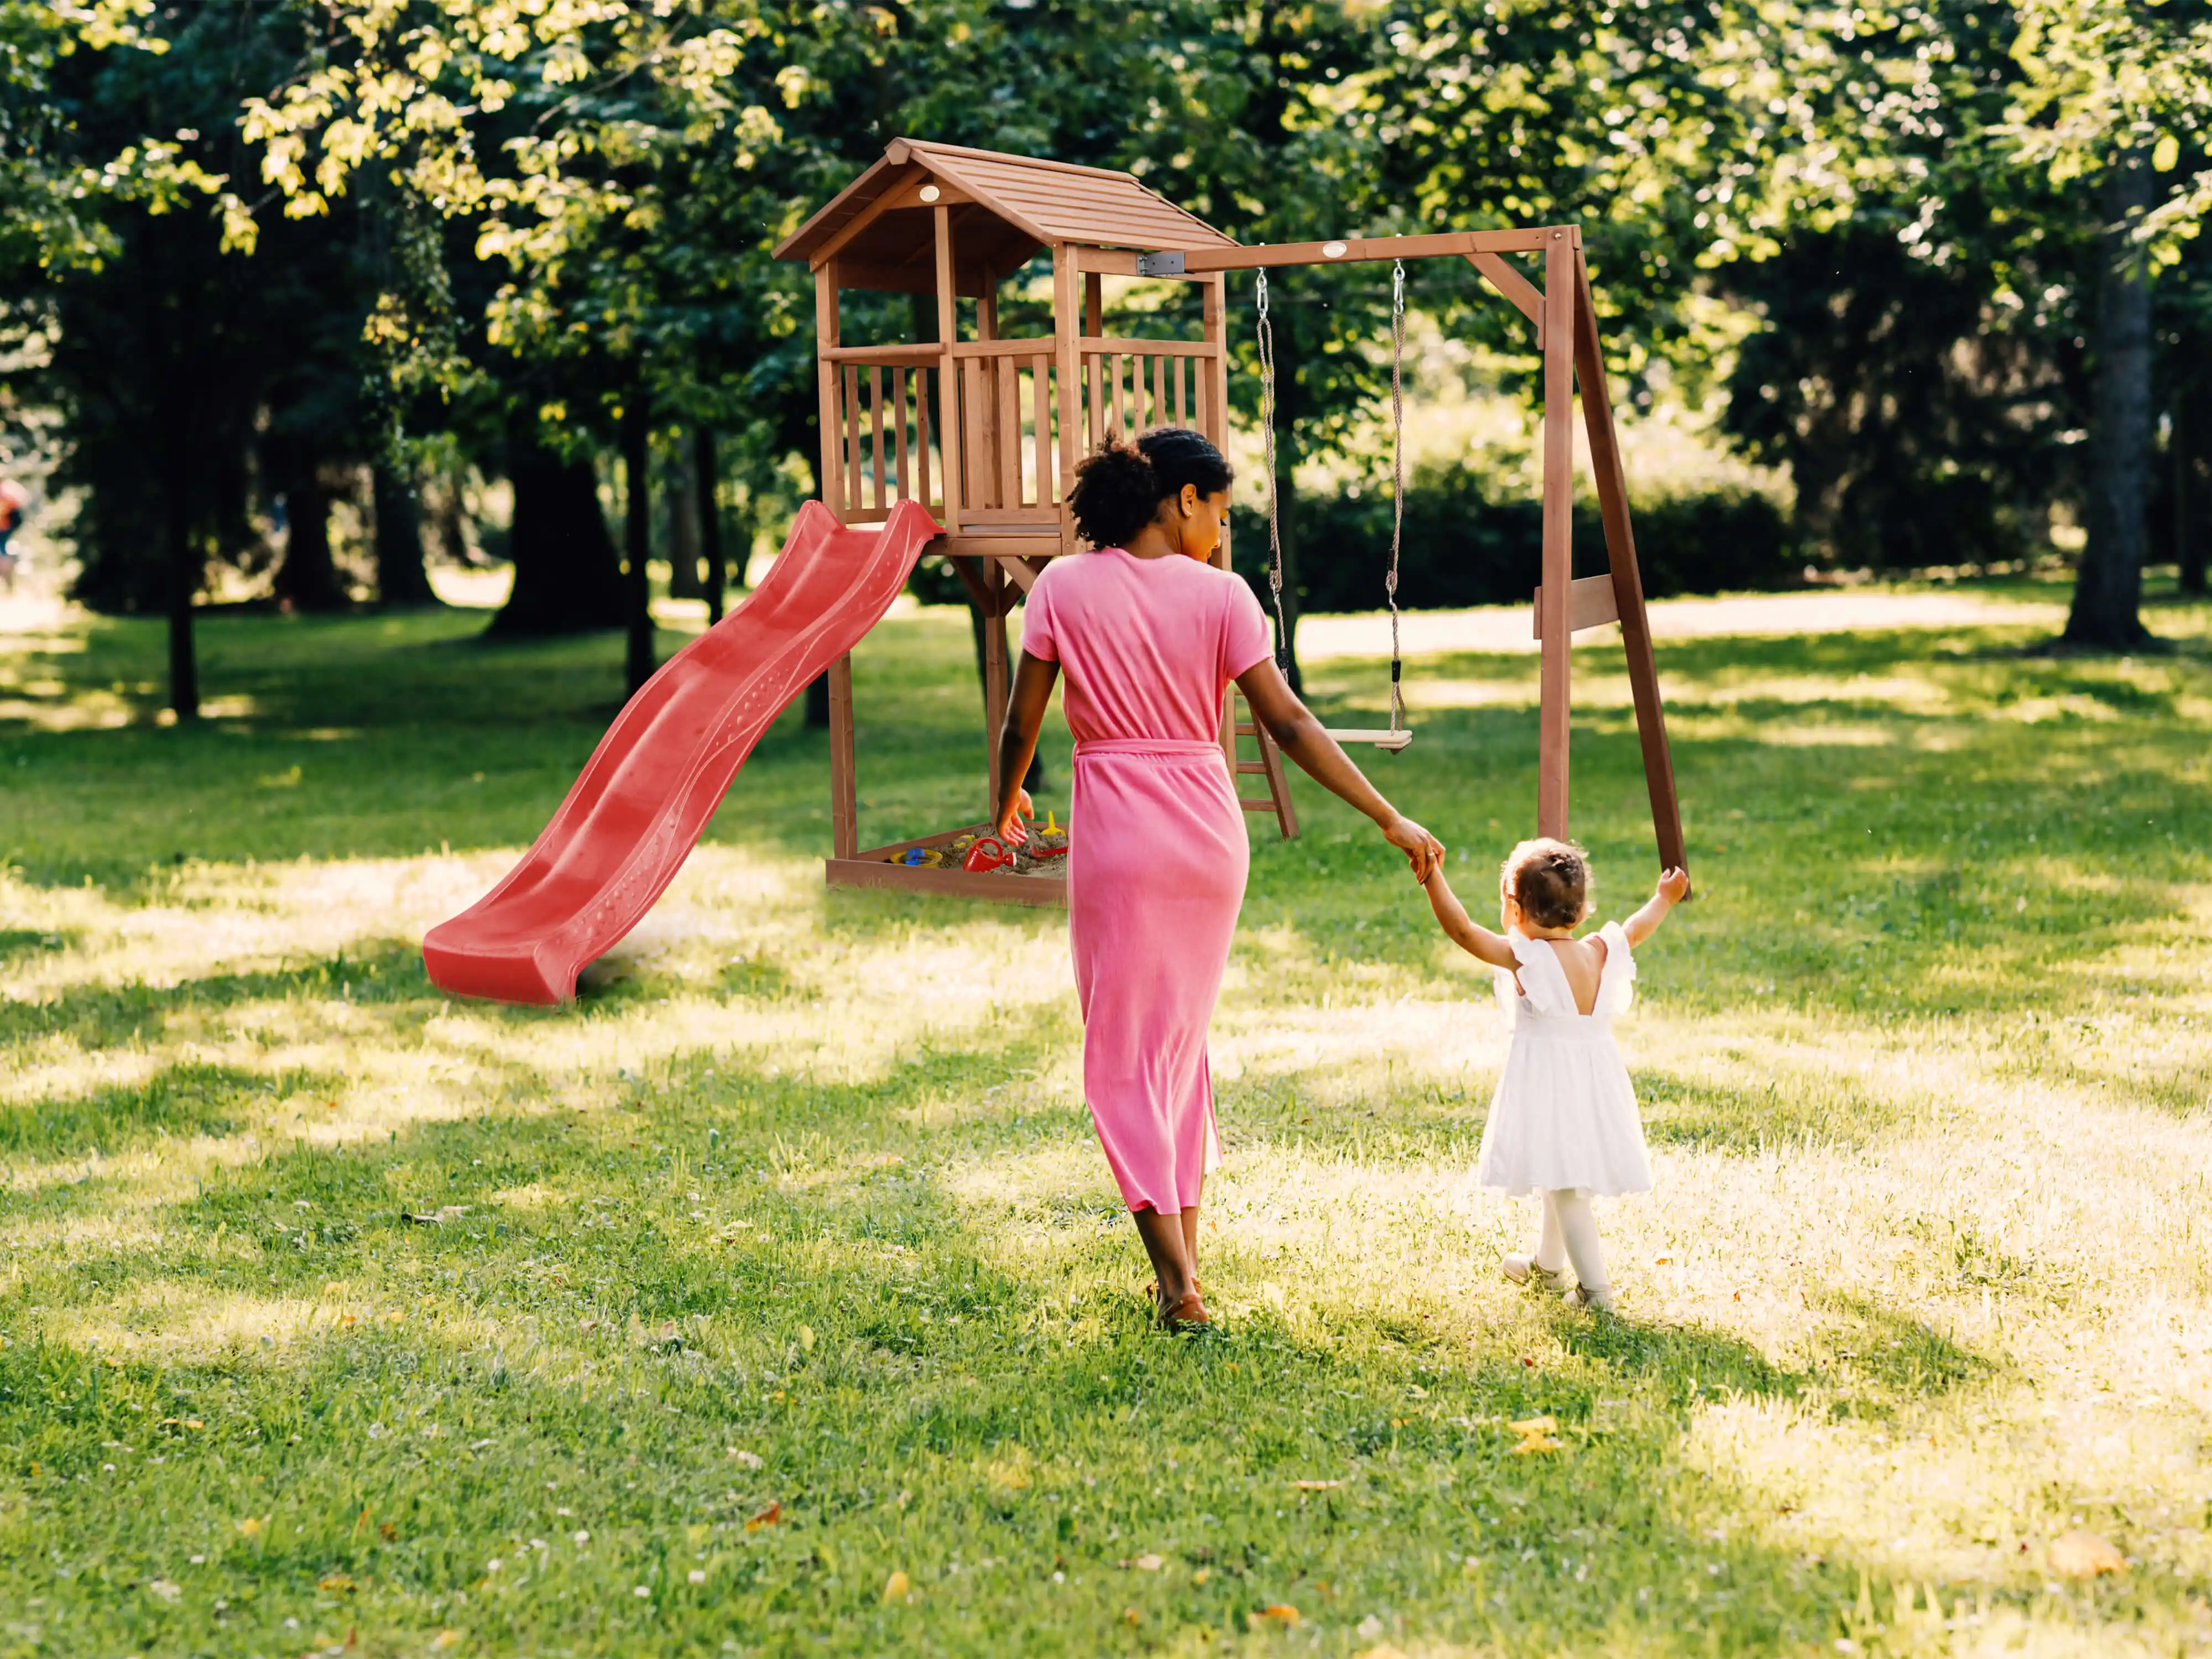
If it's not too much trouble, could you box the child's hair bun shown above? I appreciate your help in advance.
[1502,837,1591,930]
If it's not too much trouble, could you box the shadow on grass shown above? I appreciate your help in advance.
[0,1060,340,1162]
[0,938,434,1052]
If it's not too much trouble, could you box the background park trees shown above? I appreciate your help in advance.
[4,0,2210,717]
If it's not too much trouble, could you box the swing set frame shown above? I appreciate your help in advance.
[774,141,1688,902]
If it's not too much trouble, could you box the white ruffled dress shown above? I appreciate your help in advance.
[1474,922,1653,1198]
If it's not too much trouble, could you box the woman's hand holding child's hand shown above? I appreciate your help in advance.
[995,787,1035,847]
[1382,814,1445,883]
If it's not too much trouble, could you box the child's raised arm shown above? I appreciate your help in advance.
[1623,867,1691,947]
[1423,866,1518,969]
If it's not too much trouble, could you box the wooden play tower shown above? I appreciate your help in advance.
[773,138,1686,906]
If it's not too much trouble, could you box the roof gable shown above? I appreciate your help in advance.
[773,139,1234,278]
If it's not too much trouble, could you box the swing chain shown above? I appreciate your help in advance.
[1387,259,1406,734]
[1256,269,1290,673]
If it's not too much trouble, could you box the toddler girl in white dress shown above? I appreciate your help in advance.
[1422,838,1688,1311]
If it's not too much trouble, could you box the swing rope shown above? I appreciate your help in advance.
[1385,258,1406,736]
[1254,261,1410,742]
[1256,269,1290,674]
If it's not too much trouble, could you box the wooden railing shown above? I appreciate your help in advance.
[1077,337,1219,453]
[821,333,1227,532]
[952,338,1058,525]
[825,346,940,524]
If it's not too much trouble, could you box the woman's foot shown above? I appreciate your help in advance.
[1158,1288,1212,1331]
[1502,1252,1570,1291]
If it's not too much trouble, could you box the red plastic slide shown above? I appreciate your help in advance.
[423,498,940,1004]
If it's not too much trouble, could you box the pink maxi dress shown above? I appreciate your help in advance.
[1019,548,1274,1214]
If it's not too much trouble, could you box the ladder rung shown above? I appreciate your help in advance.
[1235,761,1269,774]
[1239,797,1280,811]
[1234,723,1259,737]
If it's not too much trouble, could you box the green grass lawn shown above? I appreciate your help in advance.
[1,577,2209,1658]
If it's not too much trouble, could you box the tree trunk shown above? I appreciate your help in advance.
[697,425,726,625]
[489,418,624,636]
[2064,155,2156,648]
[624,391,655,696]
[1270,324,1306,693]
[165,459,199,721]
[273,465,346,612]
[373,463,440,607]
[665,429,705,599]
[2179,393,2209,597]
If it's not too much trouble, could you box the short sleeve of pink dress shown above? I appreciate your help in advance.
[1017,550,1270,1213]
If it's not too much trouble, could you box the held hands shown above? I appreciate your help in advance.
[995,787,1035,847]
[1381,813,1446,883]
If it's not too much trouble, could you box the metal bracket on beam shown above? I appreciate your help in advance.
[1134,250,1186,277]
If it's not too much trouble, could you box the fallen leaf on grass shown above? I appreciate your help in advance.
[883,1569,910,1603]
[2049,1530,2125,1578]
[1508,1416,1557,1436]
[1118,1553,1163,1571]
[746,1502,782,1530]
[1512,1437,1563,1454]
[236,1517,264,1539]
[431,1634,461,1651]
[1249,1604,1301,1628]
[1291,1480,1342,1491]
[319,1573,356,1593]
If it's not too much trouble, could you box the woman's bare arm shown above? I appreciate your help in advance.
[993,649,1061,842]
[1422,866,1518,968]
[1233,656,1443,880]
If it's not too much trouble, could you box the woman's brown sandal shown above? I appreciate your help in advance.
[1159,1288,1212,1331]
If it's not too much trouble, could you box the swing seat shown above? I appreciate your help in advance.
[1323,727,1414,753]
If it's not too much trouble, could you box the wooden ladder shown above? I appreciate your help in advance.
[1224,688,1298,839]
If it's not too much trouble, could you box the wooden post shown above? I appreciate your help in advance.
[933,206,962,533]
[1572,244,1687,879]
[828,654,858,859]
[1202,273,1228,450]
[814,264,843,519]
[1537,229,1575,839]
[983,556,1009,817]
[1053,245,1079,545]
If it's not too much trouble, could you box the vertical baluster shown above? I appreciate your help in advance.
[1112,355,1126,441]
[1032,353,1051,507]
[843,364,862,515]
[1151,354,1166,431]
[869,366,886,514]
[891,367,909,498]
[1004,358,1019,508]
[917,366,933,510]
[1087,352,1103,451]
[965,356,988,508]
[1172,354,1186,425]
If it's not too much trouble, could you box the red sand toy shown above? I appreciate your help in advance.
[422,499,940,1004]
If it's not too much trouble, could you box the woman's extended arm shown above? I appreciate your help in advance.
[993,649,1061,843]
[1421,867,1518,968]
[1233,656,1443,880]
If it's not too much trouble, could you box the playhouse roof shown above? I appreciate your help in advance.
[773,139,1234,288]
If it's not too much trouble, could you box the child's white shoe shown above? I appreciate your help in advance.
[1563,1281,1618,1313]
[1502,1253,1571,1291]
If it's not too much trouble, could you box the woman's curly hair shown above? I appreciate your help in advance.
[1066,427,1234,549]
[1501,837,1591,931]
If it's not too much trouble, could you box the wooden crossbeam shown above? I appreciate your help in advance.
[1531,573,1620,639]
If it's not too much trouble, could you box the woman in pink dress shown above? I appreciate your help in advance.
[994,429,1443,1329]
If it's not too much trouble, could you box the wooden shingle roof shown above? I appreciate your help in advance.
[774,139,1234,283]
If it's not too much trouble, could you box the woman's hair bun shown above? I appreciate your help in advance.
[1067,427,1233,549]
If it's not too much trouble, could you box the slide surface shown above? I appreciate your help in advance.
[424,498,940,1004]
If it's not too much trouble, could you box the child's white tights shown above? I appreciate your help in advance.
[1533,1189,1610,1296]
